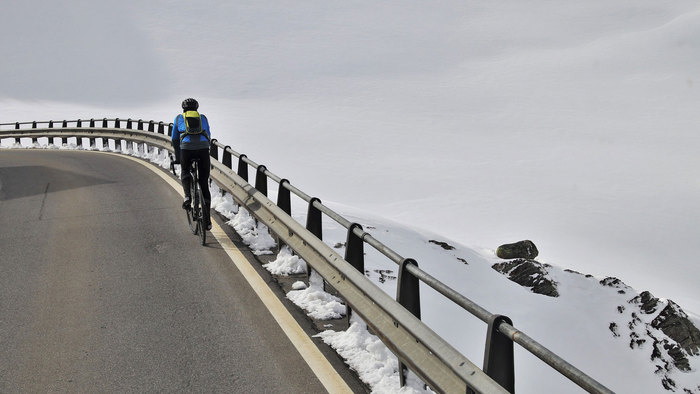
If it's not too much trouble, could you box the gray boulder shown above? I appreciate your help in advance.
[496,240,539,260]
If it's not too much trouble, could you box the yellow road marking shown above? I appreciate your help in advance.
[110,151,353,394]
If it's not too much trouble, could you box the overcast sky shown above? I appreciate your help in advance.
[1,1,174,104]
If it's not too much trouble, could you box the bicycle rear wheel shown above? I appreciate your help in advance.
[196,186,206,245]
[187,170,199,234]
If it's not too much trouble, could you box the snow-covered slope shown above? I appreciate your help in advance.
[209,183,700,393]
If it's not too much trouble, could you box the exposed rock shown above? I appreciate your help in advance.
[652,300,700,357]
[629,292,700,357]
[491,259,559,297]
[662,376,677,391]
[629,291,660,314]
[429,240,455,250]
[609,322,620,337]
[496,240,539,259]
[665,341,691,372]
[621,291,700,389]
[600,277,632,294]
[370,269,396,284]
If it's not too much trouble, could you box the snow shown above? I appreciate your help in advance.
[316,315,432,394]
[2,0,700,392]
[263,245,308,276]
[286,271,346,321]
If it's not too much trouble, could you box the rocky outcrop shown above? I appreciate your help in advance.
[600,276,632,294]
[629,290,660,314]
[429,239,455,250]
[652,300,700,357]
[492,259,559,297]
[615,291,700,391]
[496,240,539,260]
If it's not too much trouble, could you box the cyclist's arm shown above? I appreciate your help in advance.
[172,115,182,163]
[202,114,211,141]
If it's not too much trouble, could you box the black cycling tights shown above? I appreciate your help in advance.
[180,148,212,220]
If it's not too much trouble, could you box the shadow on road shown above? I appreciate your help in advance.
[0,165,114,201]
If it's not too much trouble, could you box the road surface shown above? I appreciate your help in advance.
[0,149,363,393]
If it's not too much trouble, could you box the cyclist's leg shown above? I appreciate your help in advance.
[180,149,194,207]
[197,149,212,228]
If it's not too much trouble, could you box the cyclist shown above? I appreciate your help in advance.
[171,97,212,230]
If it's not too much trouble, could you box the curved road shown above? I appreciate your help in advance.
[0,149,362,393]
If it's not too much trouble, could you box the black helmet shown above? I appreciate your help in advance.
[182,98,199,111]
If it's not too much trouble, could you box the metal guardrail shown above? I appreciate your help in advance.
[0,119,614,394]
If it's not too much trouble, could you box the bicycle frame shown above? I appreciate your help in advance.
[170,153,206,245]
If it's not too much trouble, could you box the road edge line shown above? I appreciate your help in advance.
[112,152,353,394]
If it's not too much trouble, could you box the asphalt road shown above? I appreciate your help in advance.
[0,149,359,393]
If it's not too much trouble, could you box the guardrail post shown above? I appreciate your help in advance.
[14,122,20,144]
[277,179,291,215]
[397,258,421,317]
[481,315,515,394]
[31,121,38,144]
[61,120,68,145]
[89,119,96,148]
[126,119,132,129]
[237,154,248,182]
[168,123,173,137]
[345,223,364,273]
[158,121,165,134]
[48,121,54,145]
[255,165,268,196]
[148,120,154,132]
[138,119,144,130]
[102,118,108,128]
[344,223,365,320]
[397,258,421,387]
[306,197,323,283]
[115,118,121,128]
[306,197,323,240]
[75,119,83,148]
[222,146,232,169]
[273,179,292,250]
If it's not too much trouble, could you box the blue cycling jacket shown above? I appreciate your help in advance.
[172,113,211,150]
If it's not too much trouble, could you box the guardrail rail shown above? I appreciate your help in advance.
[0,119,614,394]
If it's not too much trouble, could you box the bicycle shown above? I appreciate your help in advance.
[170,153,207,245]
